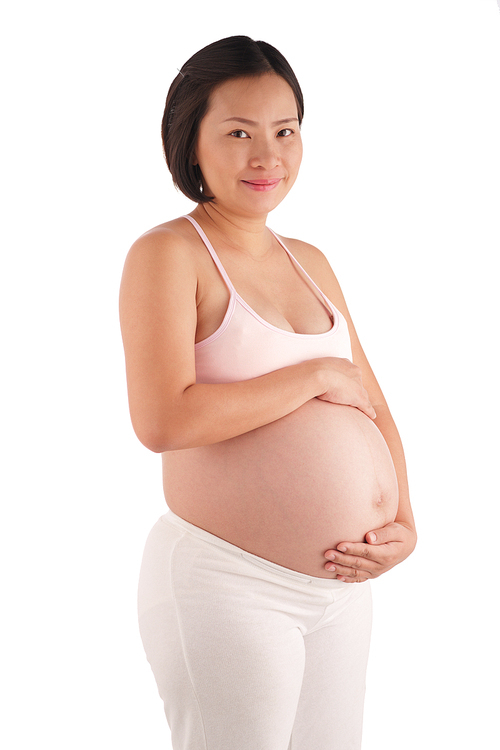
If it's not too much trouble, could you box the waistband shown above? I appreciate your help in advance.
[162,509,356,590]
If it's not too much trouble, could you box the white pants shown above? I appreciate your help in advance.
[138,511,372,750]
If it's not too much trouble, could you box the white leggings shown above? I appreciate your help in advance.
[138,511,373,750]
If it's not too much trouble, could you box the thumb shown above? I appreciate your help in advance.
[365,522,401,545]
[365,524,391,544]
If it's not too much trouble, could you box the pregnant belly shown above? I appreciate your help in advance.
[163,400,399,578]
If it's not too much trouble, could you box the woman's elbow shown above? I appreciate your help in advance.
[132,418,194,453]
[129,390,203,452]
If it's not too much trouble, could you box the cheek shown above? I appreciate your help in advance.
[289,145,303,177]
[196,136,225,171]
[195,146,235,198]
[295,139,304,165]
[285,137,303,169]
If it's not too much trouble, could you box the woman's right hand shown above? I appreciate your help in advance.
[314,358,377,419]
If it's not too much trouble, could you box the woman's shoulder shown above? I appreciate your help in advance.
[128,216,195,255]
[120,217,204,297]
[123,216,202,273]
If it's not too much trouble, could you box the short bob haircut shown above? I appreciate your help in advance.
[162,36,304,204]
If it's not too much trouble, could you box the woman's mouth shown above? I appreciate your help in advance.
[241,179,282,192]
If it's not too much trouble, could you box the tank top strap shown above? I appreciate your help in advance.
[183,215,236,293]
[268,229,333,309]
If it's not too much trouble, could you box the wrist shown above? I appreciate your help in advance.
[307,359,328,398]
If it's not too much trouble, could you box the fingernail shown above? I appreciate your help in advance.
[367,533,377,543]
[326,564,336,572]
[337,546,347,552]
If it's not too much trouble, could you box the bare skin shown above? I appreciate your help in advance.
[119,73,416,581]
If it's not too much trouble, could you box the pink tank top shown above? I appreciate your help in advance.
[185,216,353,383]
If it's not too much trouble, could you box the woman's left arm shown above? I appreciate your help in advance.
[323,256,416,580]
[287,239,417,581]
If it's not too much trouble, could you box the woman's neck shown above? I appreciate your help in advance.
[192,203,274,260]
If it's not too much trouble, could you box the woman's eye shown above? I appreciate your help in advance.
[277,128,294,137]
[230,130,250,138]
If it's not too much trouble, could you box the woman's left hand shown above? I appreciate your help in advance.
[324,522,417,582]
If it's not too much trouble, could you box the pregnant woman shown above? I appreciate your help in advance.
[119,36,416,750]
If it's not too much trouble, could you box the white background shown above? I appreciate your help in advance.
[2,1,499,747]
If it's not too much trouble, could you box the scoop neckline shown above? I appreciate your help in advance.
[195,282,340,349]
[232,287,338,338]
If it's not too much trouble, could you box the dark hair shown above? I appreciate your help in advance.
[162,36,304,203]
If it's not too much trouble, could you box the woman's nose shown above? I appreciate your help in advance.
[248,138,280,170]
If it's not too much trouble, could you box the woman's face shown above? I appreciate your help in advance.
[194,73,303,218]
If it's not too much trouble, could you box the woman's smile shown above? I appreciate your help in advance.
[241,178,283,192]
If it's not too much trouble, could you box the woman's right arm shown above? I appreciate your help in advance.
[119,229,374,453]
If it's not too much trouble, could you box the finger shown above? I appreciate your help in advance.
[325,561,371,580]
[364,404,377,420]
[324,549,371,566]
[325,553,380,576]
[336,571,370,584]
[324,556,367,580]
[326,543,375,560]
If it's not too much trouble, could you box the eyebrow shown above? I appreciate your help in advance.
[222,117,299,126]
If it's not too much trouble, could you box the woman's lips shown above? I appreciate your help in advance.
[241,179,282,192]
